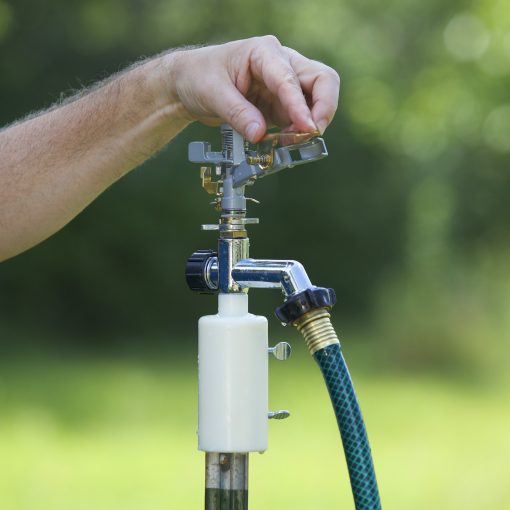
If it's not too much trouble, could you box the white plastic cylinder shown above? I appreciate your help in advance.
[198,293,268,452]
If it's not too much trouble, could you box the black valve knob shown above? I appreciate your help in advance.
[185,249,218,294]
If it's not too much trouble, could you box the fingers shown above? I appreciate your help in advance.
[170,37,340,139]
[310,71,340,134]
[248,36,317,133]
[211,78,267,142]
[286,48,340,134]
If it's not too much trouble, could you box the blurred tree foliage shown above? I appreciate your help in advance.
[0,0,509,373]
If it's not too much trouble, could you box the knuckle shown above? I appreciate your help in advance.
[248,35,281,65]
[260,34,281,47]
[278,71,300,92]
[323,64,341,85]
[282,71,298,85]
[312,60,341,86]
[329,68,341,85]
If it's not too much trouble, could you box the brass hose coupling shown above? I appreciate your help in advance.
[293,307,340,355]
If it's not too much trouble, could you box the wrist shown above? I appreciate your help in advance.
[152,50,195,124]
[128,52,193,129]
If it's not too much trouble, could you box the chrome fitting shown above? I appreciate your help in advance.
[206,258,313,297]
[231,259,312,296]
[218,237,249,293]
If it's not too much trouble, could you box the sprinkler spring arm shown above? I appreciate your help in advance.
[189,127,328,190]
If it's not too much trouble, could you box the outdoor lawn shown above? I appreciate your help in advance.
[1,349,509,510]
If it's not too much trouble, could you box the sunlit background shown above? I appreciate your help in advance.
[1,0,510,508]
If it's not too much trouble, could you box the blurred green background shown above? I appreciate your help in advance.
[1,0,510,508]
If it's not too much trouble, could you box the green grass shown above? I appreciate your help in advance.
[1,349,509,509]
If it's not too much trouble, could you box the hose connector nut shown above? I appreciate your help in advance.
[275,286,336,325]
[185,249,218,294]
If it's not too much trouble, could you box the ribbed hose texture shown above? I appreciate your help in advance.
[314,344,381,510]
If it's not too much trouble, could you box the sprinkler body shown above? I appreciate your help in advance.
[185,125,381,509]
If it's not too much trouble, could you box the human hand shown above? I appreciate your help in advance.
[164,36,340,143]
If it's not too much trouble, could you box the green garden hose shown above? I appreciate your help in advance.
[294,308,381,510]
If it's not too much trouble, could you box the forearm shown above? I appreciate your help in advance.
[0,54,189,261]
[0,37,339,262]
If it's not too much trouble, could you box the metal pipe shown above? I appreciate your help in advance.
[207,258,313,297]
[205,452,249,510]
[218,238,249,293]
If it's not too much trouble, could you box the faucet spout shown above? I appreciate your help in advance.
[232,259,312,296]
[206,258,313,297]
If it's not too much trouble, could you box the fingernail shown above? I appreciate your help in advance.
[246,122,260,142]
[317,118,328,134]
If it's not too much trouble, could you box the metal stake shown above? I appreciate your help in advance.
[205,452,249,510]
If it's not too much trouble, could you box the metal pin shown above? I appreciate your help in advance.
[268,341,292,361]
[268,410,291,420]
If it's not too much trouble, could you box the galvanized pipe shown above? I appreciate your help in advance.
[205,452,249,510]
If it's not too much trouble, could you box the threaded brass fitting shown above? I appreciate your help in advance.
[293,307,340,355]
